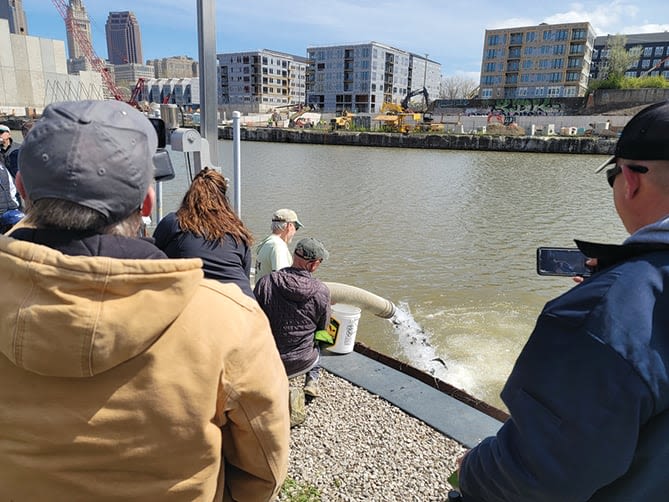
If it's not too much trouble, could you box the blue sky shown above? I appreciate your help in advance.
[23,1,669,79]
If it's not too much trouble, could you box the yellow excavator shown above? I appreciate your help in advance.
[374,92,443,133]
[330,110,355,130]
[374,103,412,133]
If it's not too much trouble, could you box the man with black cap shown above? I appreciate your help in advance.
[0,100,289,500]
[254,237,331,403]
[457,101,669,501]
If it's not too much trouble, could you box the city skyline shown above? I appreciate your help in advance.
[20,0,669,80]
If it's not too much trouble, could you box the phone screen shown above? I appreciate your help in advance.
[536,247,592,277]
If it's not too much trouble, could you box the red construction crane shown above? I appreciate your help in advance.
[128,78,146,109]
[51,0,124,101]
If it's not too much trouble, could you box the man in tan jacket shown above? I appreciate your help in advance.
[0,100,290,501]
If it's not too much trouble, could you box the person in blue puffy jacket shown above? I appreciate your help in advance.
[458,101,669,501]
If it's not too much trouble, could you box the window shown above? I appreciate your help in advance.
[655,46,665,56]
[525,31,536,43]
[572,29,586,40]
[547,86,561,96]
[570,44,584,54]
[517,87,528,96]
[481,88,493,98]
[643,47,653,57]
[556,30,568,41]
[553,45,565,55]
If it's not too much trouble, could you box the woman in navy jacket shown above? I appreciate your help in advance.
[154,167,255,297]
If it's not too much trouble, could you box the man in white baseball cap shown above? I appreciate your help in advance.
[255,207,304,280]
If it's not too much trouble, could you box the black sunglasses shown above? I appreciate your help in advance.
[606,164,649,188]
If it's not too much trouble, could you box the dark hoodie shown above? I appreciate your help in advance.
[254,267,330,376]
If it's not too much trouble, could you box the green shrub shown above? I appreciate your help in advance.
[589,75,669,92]
[279,477,321,502]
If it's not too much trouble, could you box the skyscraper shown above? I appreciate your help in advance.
[66,0,91,60]
[0,0,28,35]
[105,11,143,65]
[65,0,93,73]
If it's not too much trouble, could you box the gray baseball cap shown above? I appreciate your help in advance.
[295,237,329,261]
[19,100,157,224]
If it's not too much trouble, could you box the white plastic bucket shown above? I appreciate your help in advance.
[327,303,361,354]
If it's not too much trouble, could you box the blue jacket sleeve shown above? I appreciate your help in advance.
[460,310,653,501]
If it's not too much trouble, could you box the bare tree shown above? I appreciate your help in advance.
[440,75,479,99]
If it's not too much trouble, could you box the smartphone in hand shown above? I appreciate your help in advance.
[536,247,592,277]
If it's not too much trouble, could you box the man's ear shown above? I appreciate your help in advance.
[141,186,155,217]
[622,166,641,199]
[15,172,27,200]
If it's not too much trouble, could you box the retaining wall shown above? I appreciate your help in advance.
[219,127,617,155]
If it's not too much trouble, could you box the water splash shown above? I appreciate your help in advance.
[389,302,450,381]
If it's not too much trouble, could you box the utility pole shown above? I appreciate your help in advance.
[196,0,219,171]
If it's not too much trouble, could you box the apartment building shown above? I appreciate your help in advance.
[591,32,669,80]
[147,56,199,79]
[479,22,596,99]
[306,41,441,113]
[217,49,307,114]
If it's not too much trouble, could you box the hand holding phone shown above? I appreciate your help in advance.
[537,247,593,277]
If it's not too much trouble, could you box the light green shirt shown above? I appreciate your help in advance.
[255,234,292,281]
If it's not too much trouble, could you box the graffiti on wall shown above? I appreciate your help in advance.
[432,98,577,117]
[487,99,566,116]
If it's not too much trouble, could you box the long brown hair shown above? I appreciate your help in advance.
[176,167,254,245]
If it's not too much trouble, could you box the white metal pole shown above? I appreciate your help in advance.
[155,182,163,222]
[232,111,241,216]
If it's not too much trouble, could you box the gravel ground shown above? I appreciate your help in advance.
[277,370,467,502]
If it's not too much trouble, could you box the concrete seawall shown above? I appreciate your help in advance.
[219,127,617,155]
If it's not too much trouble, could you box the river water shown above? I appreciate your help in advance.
[157,140,628,410]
